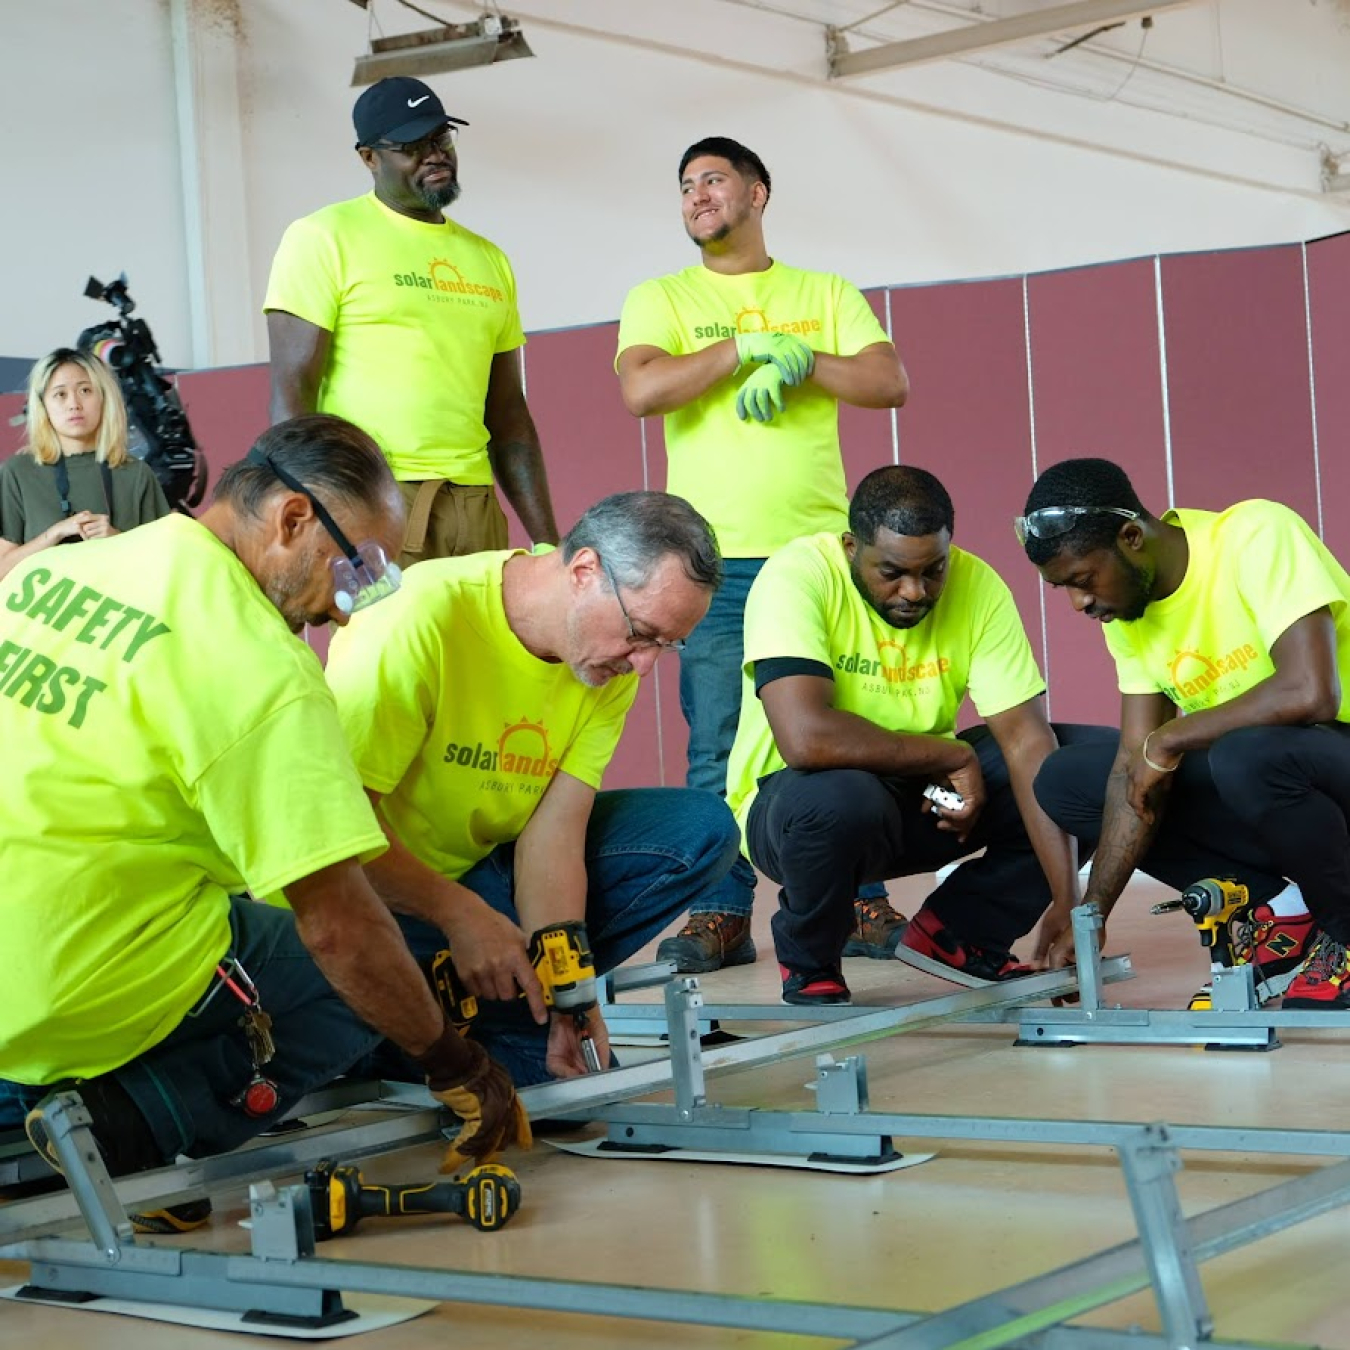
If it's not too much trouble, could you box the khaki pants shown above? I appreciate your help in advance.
[397,480,508,569]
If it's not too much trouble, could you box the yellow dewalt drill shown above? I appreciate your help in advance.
[430,920,603,1073]
[1151,877,1306,1008]
[305,1158,520,1238]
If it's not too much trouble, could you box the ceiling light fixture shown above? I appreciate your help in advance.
[348,3,534,86]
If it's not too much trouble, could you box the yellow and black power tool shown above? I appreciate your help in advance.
[1151,877,1307,1009]
[430,920,603,1073]
[304,1158,521,1239]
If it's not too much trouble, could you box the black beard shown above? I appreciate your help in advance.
[417,178,461,212]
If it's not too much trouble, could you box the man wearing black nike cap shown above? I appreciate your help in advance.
[265,77,559,565]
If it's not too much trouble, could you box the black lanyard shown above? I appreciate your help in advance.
[52,457,115,521]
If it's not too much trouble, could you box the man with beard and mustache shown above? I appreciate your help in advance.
[724,466,1087,1005]
[1,415,530,1219]
[324,491,740,1084]
[616,137,910,977]
[265,78,558,567]
[1020,458,1346,1008]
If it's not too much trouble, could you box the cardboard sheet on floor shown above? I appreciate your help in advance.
[0,1285,433,1337]
[546,1137,934,1174]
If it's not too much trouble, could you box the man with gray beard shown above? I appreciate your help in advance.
[265,77,558,565]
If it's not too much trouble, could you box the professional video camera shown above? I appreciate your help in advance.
[78,274,207,512]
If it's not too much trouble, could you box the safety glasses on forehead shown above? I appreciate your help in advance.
[1013,505,1139,546]
[246,449,402,615]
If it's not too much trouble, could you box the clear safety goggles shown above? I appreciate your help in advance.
[330,540,402,615]
[245,448,402,615]
[1013,505,1139,546]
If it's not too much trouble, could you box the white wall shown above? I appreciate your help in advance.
[2,0,1349,373]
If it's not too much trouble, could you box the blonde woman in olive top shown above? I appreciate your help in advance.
[0,347,169,581]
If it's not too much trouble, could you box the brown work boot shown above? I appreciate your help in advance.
[656,912,756,973]
[842,896,910,959]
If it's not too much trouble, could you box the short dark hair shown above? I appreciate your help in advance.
[678,137,771,200]
[563,491,722,593]
[1021,457,1149,566]
[214,414,395,519]
[849,465,955,543]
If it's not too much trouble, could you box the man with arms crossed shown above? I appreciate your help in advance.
[325,492,741,1081]
[1,416,527,1215]
[727,465,1084,1004]
[617,136,909,973]
[1021,458,1334,1006]
[266,77,558,565]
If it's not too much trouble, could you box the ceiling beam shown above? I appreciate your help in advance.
[829,0,1207,79]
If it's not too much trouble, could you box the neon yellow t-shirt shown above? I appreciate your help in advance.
[727,533,1046,841]
[264,192,526,482]
[326,550,638,880]
[1105,501,1350,718]
[616,262,891,557]
[0,515,387,1085]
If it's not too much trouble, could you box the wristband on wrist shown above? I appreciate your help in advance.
[1141,730,1179,774]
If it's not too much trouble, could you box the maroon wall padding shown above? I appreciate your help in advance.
[641,417,693,788]
[888,277,1036,730]
[0,393,23,457]
[176,364,271,499]
[1027,257,1169,724]
[517,320,663,790]
[889,278,1039,638]
[1308,233,1350,560]
[839,288,899,491]
[513,322,642,543]
[1161,245,1318,523]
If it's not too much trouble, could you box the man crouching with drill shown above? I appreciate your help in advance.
[0,416,527,1221]
[325,491,741,1083]
[1019,458,1350,1009]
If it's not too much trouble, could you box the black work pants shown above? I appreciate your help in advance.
[1034,723,1350,943]
[746,724,1104,974]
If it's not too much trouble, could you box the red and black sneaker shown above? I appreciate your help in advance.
[1282,931,1350,1010]
[779,965,851,1007]
[898,907,1033,983]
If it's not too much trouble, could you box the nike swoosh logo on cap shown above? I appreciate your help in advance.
[407,95,431,107]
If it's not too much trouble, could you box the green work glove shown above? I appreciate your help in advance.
[734,331,815,386]
[736,364,788,424]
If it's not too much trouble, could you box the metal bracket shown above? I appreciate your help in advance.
[1116,1125,1212,1347]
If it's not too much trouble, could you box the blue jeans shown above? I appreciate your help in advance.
[381,787,740,1087]
[1,896,386,1161]
[678,555,885,918]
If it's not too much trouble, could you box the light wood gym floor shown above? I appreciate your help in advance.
[3,870,1348,1349]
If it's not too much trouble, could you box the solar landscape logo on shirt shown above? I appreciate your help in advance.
[836,638,950,692]
[442,716,560,794]
[1161,644,1263,709]
[393,258,505,306]
[692,304,822,341]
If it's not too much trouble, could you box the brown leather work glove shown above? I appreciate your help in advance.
[415,1020,532,1174]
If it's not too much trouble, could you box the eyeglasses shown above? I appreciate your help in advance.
[246,448,402,615]
[597,555,687,653]
[371,126,458,159]
[1013,506,1139,546]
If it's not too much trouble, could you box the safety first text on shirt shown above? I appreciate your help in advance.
[1,568,171,728]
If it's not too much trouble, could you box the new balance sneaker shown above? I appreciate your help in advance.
[1282,931,1350,1010]
[779,965,852,1006]
[897,907,1033,983]
[842,896,910,959]
[1190,905,1317,1008]
[656,912,756,973]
